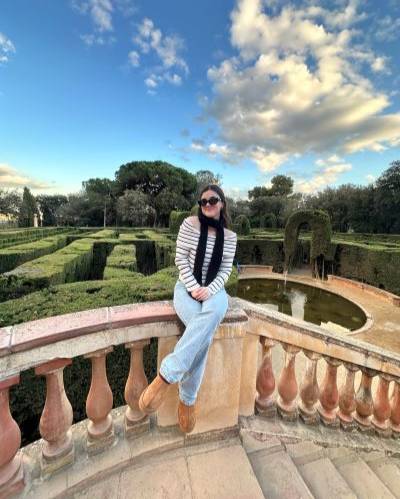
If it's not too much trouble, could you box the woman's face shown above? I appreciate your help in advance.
[200,189,223,220]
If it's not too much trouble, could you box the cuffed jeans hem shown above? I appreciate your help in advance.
[178,389,196,406]
[158,366,175,385]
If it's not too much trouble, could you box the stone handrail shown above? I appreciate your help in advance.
[236,297,400,437]
[1,295,400,497]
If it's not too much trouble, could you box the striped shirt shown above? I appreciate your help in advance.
[175,217,238,295]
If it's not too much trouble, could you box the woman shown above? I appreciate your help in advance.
[138,184,238,433]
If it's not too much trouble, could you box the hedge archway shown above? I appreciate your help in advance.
[284,209,332,278]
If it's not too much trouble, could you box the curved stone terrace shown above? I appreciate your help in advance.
[238,265,400,354]
[1,274,400,498]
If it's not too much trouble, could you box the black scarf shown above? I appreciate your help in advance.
[193,211,225,287]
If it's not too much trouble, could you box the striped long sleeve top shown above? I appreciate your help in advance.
[175,217,238,295]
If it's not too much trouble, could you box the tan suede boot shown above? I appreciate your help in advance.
[138,374,170,414]
[178,400,196,433]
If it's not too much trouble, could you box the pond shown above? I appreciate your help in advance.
[237,278,367,332]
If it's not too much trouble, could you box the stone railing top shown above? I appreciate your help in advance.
[235,297,400,378]
[0,299,248,360]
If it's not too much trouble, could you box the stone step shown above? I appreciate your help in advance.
[328,448,396,499]
[361,451,400,499]
[247,445,314,498]
[285,442,356,499]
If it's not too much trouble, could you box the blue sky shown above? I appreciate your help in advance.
[1,0,399,199]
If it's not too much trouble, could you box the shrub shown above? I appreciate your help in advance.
[233,215,251,235]
[169,210,190,233]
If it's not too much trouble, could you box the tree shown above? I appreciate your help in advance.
[18,187,38,227]
[269,175,294,197]
[0,189,21,216]
[56,192,90,226]
[374,161,400,233]
[248,186,269,200]
[116,189,156,227]
[82,178,116,227]
[36,195,68,226]
[195,170,222,194]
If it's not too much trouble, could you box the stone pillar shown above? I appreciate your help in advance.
[299,350,321,424]
[124,339,150,437]
[390,380,400,437]
[157,316,247,436]
[0,375,24,498]
[318,357,341,426]
[255,337,276,417]
[35,359,74,474]
[354,368,375,432]
[337,363,358,430]
[84,347,114,453]
[372,374,392,437]
[277,343,300,421]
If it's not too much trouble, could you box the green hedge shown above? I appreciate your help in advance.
[0,227,75,250]
[284,209,332,276]
[0,235,69,274]
[233,215,251,235]
[169,211,190,233]
[0,237,117,301]
[103,244,141,280]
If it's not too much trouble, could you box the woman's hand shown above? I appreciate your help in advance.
[191,287,210,301]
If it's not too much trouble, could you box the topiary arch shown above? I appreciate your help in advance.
[284,209,332,278]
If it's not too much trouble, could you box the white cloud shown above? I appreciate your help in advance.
[72,0,135,45]
[0,32,16,64]
[132,18,189,90]
[0,164,52,190]
[295,156,352,193]
[375,15,400,42]
[201,0,400,174]
[128,50,140,67]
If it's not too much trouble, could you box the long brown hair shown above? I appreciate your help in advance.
[197,184,231,229]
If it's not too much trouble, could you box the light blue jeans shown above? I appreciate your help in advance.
[159,279,229,406]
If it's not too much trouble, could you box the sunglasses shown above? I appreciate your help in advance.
[198,196,221,207]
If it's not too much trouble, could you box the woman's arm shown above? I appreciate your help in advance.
[175,218,201,293]
[206,232,237,296]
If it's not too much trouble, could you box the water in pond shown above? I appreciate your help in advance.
[237,278,366,332]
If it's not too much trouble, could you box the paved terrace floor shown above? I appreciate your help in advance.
[20,411,400,499]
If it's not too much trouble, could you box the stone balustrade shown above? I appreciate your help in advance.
[1,294,400,497]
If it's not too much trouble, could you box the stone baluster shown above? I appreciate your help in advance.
[372,374,392,437]
[337,363,358,430]
[84,347,114,453]
[277,343,300,421]
[318,357,341,426]
[0,375,24,498]
[35,359,74,474]
[299,350,321,424]
[354,368,376,432]
[390,380,400,437]
[124,339,150,437]
[255,337,276,417]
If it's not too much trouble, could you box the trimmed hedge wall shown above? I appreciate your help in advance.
[284,209,332,276]
[103,244,142,280]
[0,227,77,250]
[0,237,118,301]
[0,235,69,274]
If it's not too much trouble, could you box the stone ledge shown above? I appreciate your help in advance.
[18,406,242,499]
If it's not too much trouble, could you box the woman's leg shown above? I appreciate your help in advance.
[178,288,228,405]
[159,280,201,382]
[159,282,229,404]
